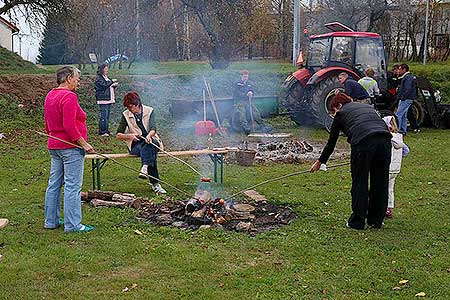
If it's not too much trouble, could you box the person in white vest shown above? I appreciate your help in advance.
[358,67,380,104]
[382,116,408,219]
[116,91,166,194]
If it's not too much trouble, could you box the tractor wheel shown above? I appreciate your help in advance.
[410,100,425,127]
[310,76,343,129]
[284,81,316,126]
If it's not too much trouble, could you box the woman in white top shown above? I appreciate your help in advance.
[383,116,408,218]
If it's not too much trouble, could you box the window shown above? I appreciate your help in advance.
[308,38,330,67]
[330,37,353,65]
[355,38,386,79]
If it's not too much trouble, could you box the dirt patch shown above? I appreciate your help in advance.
[0,74,95,108]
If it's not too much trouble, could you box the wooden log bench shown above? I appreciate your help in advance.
[85,149,229,190]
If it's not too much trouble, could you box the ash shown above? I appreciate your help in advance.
[255,140,316,164]
[137,190,296,235]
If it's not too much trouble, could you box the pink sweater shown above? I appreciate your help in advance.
[44,88,88,150]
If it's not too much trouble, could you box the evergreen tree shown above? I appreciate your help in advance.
[37,12,69,65]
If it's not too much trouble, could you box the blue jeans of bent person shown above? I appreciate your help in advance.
[98,104,111,134]
[396,99,413,133]
[44,148,85,231]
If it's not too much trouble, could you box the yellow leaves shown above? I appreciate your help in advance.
[392,279,409,291]
[392,279,427,297]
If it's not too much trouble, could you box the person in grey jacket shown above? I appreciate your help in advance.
[395,64,418,134]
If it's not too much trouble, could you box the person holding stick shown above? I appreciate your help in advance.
[231,70,270,134]
[116,91,166,194]
[310,92,392,230]
[43,66,95,233]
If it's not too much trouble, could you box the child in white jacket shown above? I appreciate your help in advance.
[383,116,408,218]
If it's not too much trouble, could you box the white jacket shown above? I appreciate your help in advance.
[390,133,403,173]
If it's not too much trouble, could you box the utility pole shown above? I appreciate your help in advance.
[423,0,430,65]
[136,0,141,60]
[292,0,301,66]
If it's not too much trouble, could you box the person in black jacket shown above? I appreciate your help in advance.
[338,72,370,103]
[395,64,418,134]
[310,92,392,230]
[95,64,119,136]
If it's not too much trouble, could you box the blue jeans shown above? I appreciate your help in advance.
[44,148,85,232]
[396,99,413,133]
[98,104,111,135]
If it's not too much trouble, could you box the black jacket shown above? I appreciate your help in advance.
[233,80,254,102]
[344,77,370,100]
[397,72,418,101]
[319,102,391,163]
[95,75,113,100]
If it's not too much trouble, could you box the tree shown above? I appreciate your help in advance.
[180,0,256,69]
[37,9,69,64]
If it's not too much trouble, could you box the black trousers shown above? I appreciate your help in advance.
[348,134,391,229]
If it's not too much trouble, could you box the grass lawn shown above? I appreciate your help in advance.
[0,123,449,299]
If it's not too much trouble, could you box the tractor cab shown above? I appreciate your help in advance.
[284,23,389,128]
[305,32,388,89]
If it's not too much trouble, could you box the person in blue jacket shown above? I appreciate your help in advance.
[395,64,418,134]
[338,72,370,103]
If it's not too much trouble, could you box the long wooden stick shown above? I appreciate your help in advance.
[248,94,255,131]
[224,162,351,201]
[203,77,222,128]
[35,131,192,197]
[140,136,202,177]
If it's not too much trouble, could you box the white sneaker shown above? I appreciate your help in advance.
[139,165,148,179]
[152,183,167,194]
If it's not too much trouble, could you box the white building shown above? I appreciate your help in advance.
[0,15,19,51]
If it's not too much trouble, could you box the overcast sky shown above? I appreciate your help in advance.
[1,1,43,63]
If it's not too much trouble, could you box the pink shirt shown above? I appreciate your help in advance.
[44,88,88,150]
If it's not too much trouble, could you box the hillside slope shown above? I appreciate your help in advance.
[0,46,41,74]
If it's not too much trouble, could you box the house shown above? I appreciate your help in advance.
[0,15,19,52]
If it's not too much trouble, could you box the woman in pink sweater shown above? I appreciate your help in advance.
[44,66,95,233]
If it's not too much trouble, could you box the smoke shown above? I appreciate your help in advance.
[117,62,314,197]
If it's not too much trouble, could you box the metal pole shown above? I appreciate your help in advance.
[423,0,430,65]
[292,0,300,66]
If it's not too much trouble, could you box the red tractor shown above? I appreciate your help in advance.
[283,23,447,129]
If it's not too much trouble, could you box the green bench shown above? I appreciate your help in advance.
[85,149,229,190]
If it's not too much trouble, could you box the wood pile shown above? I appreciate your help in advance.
[81,190,144,209]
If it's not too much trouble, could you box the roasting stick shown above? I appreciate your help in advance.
[224,161,351,201]
[139,136,203,177]
[35,131,193,198]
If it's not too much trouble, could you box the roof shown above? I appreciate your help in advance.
[0,16,19,33]
[310,32,381,39]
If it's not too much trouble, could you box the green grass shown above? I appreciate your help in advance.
[0,46,43,74]
[1,123,449,299]
[38,60,297,76]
